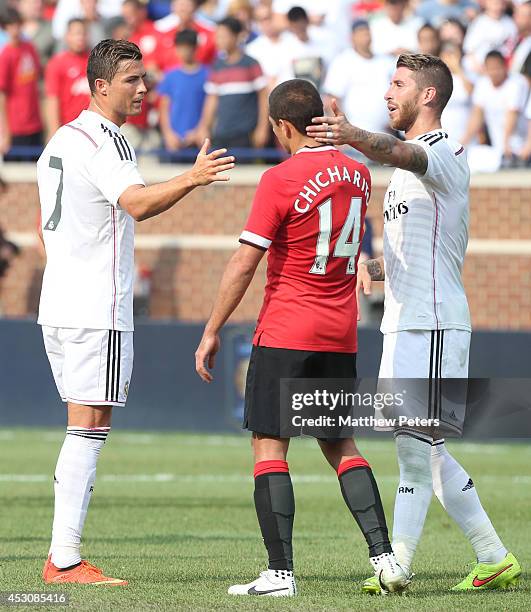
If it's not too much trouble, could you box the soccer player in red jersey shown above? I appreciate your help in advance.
[195,79,409,597]
[44,19,90,138]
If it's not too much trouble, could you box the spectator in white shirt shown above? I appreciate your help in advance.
[440,42,475,139]
[370,0,423,56]
[245,4,300,89]
[464,0,517,74]
[52,0,120,41]
[462,50,529,163]
[323,19,395,134]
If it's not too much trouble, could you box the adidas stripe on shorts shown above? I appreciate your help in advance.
[42,326,133,406]
[376,329,470,435]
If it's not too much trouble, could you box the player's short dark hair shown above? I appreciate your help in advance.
[269,79,323,135]
[287,6,309,22]
[217,16,243,35]
[485,50,505,63]
[87,39,142,94]
[396,53,453,113]
[1,7,22,26]
[175,28,198,47]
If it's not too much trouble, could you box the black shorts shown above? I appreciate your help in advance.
[243,345,357,437]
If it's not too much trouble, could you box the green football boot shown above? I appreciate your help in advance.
[361,575,383,595]
[361,569,412,595]
[451,553,521,591]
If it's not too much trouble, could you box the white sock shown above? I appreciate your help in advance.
[50,427,110,569]
[431,441,507,564]
[392,433,433,574]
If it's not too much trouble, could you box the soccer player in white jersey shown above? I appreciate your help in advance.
[37,39,234,585]
[307,53,521,593]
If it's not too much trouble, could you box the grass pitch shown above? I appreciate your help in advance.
[0,429,529,611]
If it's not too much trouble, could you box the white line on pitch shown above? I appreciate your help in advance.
[1,474,530,485]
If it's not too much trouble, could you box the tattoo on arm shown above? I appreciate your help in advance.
[365,258,385,281]
[349,129,428,174]
[402,143,428,175]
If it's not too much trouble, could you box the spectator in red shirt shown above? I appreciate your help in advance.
[120,0,161,150]
[156,0,217,69]
[0,7,43,159]
[44,18,90,139]
[122,0,164,73]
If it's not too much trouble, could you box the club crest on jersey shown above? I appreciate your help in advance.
[293,165,370,213]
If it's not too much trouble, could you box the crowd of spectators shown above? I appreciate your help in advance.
[0,0,529,170]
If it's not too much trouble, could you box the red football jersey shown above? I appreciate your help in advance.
[240,145,371,353]
[0,41,42,135]
[129,20,164,70]
[45,51,90,126]
[159,21,217,70]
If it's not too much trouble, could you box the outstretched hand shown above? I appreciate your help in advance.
[306,99,356,146]
[191,139,235,186]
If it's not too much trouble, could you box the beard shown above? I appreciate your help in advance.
[389,96,420,132]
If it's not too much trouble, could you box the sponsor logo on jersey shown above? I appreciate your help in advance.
[383,188,409,223]
[124,380,129,397]
[398,486,414,494]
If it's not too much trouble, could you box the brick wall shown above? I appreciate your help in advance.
[1,172,530,330]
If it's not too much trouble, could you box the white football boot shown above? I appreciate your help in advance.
[228,569,297,596]
[370,552,411,594]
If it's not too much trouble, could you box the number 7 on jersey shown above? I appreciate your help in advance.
[43,156,64,231]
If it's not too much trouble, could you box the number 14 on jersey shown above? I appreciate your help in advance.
[310,197,362,275]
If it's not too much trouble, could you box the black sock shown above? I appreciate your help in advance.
[253,462,295,571]
[338,459,392,557]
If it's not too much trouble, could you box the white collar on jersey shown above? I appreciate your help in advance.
[295,145,336,154]
[79,109,121,133]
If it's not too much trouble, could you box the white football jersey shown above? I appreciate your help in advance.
[380,129,471,334]
[37,110,145,331]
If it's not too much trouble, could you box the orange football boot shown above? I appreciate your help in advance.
[43,555,128,585]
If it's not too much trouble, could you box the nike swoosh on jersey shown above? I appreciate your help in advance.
[247,586,290,595]
[472,564,513,587]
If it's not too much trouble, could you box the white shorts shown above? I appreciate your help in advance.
[42,326,133,406]
[377,329,471,435]
[379,329,470,378]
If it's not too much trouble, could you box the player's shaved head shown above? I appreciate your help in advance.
[269,79,323,135]
[396,53,453,114]
[87,39,142,94]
